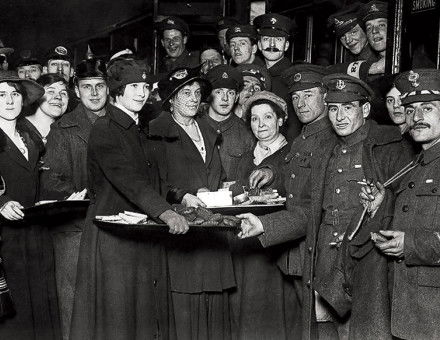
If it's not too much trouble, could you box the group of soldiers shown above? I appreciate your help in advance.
[0,0,439,339]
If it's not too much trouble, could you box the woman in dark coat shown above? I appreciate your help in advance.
[70,59,187,340]
[230,91,298,340]
[151,67,235,340]
[0,71,60,339]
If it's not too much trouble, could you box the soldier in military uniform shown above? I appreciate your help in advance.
[200,64,254,181]
[16,50,43,80]
[216,16,240,63]
[0,39,13,71]
[253,13,302,142]
[226,24,263,66]
[156,16,199,74]
[361,69,440,340]
[327,3,376,63]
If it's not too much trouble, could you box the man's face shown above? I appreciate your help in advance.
[161,29,187,58]
[117,82,150,113]
[39,81,69,119]
[405,100,440,150]
[340,24,368,55]
[291,87,327,124]
[0,82,23,121]
[386,86,405,125]
[365,18,387,53]
[258,36,289,62]
[45,59,73,82]
[17,64,42,80]
[218,28,229,55]
[328,101,369,136]
[0,54,8,71]
[75,78,108,113]
[200,49,223,74]
[209,88,237,117]
[238,75,263,105]
[229,37,256,65]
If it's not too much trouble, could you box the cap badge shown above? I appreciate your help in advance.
[234,27,241,33]
[222,72,228,79]
[293,73,302,82]
[408,70,420,88]
[371,4,379,12]
[55,46,68,56]
[171,69,188,80]
[142,72,147,80]
[167,19,175,25]
[270,18,277,25]
[334,18,344,27]
[336,79,346,90]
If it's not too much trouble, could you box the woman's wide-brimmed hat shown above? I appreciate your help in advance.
[158,66,211,105]
[0,70,44,105]
[242,90,288,122]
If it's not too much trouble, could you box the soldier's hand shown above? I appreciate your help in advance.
[237,213,264,238]
[369,57,385,75]
[182,193,207,208]
[359,180,385,217]
[0,201,24,221]
[159,209,189,234]
[249,168,273,189]
[374,230,405,258]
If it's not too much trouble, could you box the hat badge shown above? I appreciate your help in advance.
[167,19,175,25]
[142,72,147,80]
[293,73,301,82]
[270,18,277,25]
[408,70,420,88]
[234,27,241,33]
[171,69,188,80]
[336,79,346,90]
[222,72,228,79]
[55,46,68,56]
[370,4,379,12]
[334,18,344,27]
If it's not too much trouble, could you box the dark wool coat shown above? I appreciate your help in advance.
[266,57,302,142]
[70,105,173,340]
[303,121,414,340]
[0,120,60,340]
[229,144,301,340]
[386,142,440,340]
[149,111,235,294]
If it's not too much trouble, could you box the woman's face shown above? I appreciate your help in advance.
[0,82,23,121]
[386,86,406,125]
[39,81,69,119]
[250,103,283,142]
[117,82,150,113]
[171,82,202,117]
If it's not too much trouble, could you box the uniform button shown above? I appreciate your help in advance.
[288,194,294,199]
[337,168,343,173]
[216,129,221,134]
[302,135,306,140]
[432,188,438,193]
[295,152,300,157]
[308,247,312,253]
[306,280,311,287]
[335,188,341,194]
[341,149,347,154]
[333,232,338,237]
[290,173,296,179]
[402,205,409,212]
[408,182,415,189]
[153,280,157,286]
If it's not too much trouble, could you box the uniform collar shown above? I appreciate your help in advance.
[267,57,291,76]
[109,104,137,129]
[301,116,332,139]
[420,140,440,166]
[204,113,237,133]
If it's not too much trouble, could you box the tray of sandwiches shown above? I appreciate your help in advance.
[94,206,242,234]
[24,199,90,220]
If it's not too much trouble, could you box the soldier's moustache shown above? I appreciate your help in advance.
[411,123,430,129]
[264,47,280,52]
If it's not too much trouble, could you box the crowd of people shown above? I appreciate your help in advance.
[0,0,439,339]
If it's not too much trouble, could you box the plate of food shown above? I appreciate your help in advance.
[24,199,90,220]
[94,207,241,235]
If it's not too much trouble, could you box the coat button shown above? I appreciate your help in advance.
[288,194,294,199]
[333,232,338,237]
[302,135,306,140]
[402,205,409,212]
[335,188,341,194]
[341,149,347,154]
[290,173,296,179]
[295,152,300,157]
[337,168,343,173]
[153,280,157,286]
[432,188,438,193]
[306,280,311,287]
[308,247,312,253]
[408,182,415,189]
